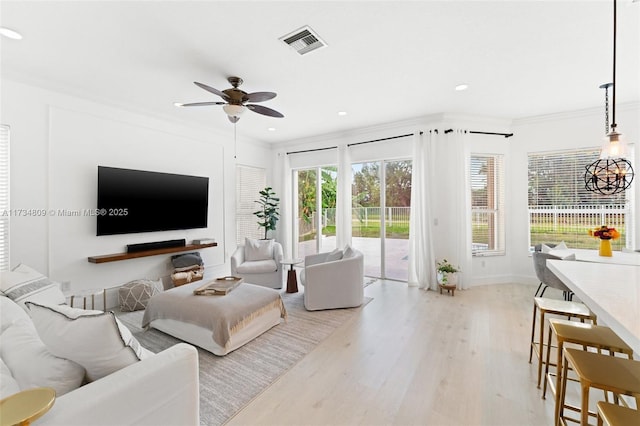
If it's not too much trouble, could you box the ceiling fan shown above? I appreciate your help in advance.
[175,76,284,123]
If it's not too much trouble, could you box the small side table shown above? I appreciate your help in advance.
[66,288,106,310]
[281,258,303,293]
[0,387,56,425]
[439,284,456,297]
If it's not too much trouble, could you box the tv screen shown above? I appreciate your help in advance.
[97,166,209,236]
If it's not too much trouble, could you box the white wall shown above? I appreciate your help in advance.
[510,103,640,284]
[2,79,272,308]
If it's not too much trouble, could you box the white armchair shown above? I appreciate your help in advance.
[300,246,364,311]
[231,238,284,289]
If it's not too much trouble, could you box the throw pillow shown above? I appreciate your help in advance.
[326,248,344,262]
[0,318,85,396]
[0,295,31,333]
[0,358,20,399]
[26,302,152,382]
[555,241,569,251]
[245,238,274,261]
[343,244,356,259]
[118,279,163,312]
[0,264,66,311]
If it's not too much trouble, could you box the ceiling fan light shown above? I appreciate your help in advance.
[223,104,246,117]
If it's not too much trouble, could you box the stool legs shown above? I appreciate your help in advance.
[529,303,537,364]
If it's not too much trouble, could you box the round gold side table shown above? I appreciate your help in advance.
[0,387,56,426]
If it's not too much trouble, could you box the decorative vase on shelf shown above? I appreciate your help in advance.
[599,239,613,257]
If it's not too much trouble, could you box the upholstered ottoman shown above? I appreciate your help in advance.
[118,279,163,312]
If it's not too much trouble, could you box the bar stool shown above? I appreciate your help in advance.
[529,297,596,389]
[543,319,634,425]
[597,402,640,426]
[558,348,640,426]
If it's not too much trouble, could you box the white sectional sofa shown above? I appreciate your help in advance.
[0,293,200,426]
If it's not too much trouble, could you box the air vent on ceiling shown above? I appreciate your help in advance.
[280,26,327,55]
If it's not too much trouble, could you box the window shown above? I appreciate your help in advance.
[0,125,9,271]
[470,155,505,255]
[528,148,632,250]
[235,165,266,244]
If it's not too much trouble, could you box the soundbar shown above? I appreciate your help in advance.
[127,239,186,253]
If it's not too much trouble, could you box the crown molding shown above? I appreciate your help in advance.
[513,101,640,126]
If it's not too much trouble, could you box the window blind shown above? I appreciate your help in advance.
[470,154,505,255]
[0,125,9,271]
[236,165,266,244]
[527,148,632,250]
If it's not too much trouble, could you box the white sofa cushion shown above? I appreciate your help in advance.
[0,358,20,399]
[236,259,277,274]
[0,264,66,311]
[245,238,273,261]
[0,318,85,396]
[343,244,356,259]
[326,248,344,262]
[26,302,152,382]
[1,295,31,332]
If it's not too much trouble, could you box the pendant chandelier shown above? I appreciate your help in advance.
[584,0,634,196]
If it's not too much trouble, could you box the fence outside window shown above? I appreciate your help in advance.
[528,204,630,251]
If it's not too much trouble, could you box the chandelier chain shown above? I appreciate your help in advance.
[604,85,610,135]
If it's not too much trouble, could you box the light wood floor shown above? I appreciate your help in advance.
[228,281,558,426]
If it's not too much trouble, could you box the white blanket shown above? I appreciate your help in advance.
[142,282,286,350]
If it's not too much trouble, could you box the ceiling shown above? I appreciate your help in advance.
[1,1,639,144]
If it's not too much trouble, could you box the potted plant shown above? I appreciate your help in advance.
[253,187,280,240]
[436,259,460,286]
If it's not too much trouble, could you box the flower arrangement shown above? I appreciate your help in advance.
[437,259,460,285]
[588,225,620,241]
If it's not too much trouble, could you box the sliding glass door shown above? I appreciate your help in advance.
[294,166,337,258]
[351,160,411,280]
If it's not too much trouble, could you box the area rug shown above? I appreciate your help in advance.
[116,291,372,425]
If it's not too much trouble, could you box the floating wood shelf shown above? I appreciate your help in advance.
[88,243,217,264]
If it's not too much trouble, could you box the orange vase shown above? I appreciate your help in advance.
[599,238,613,257]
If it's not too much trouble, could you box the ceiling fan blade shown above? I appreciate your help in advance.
[246,104,284,118]
[194,82,229,100]
[243,92,277,103]
[228,115,240,124]
[177,101,226,107]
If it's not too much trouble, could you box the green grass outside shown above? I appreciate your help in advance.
[301,220,627,250]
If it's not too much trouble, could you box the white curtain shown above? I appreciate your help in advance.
[277,152,293,259]
[336,145,352,248]
[450,130,472,289]
[408,131,436,289]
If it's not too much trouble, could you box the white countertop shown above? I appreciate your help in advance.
[572,248,640,266]
[547,259,640,355]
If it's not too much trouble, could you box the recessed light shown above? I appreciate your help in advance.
[268,127,276,132]
[337,111,347,116]
[455,84,469,91]
[0,27,23,40]
[173,102,184,107]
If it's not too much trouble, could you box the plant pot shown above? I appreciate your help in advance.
[437,271,458,286]
[599,238,613,257]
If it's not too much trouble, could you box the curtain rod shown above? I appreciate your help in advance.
[286,146,338,155]
[286,130,425,154]
[347,131,423,147]
[444,129,514,138]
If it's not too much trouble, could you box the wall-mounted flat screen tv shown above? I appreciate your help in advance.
[97,166,209,236]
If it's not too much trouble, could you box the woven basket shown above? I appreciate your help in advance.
[171,266,204,286]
